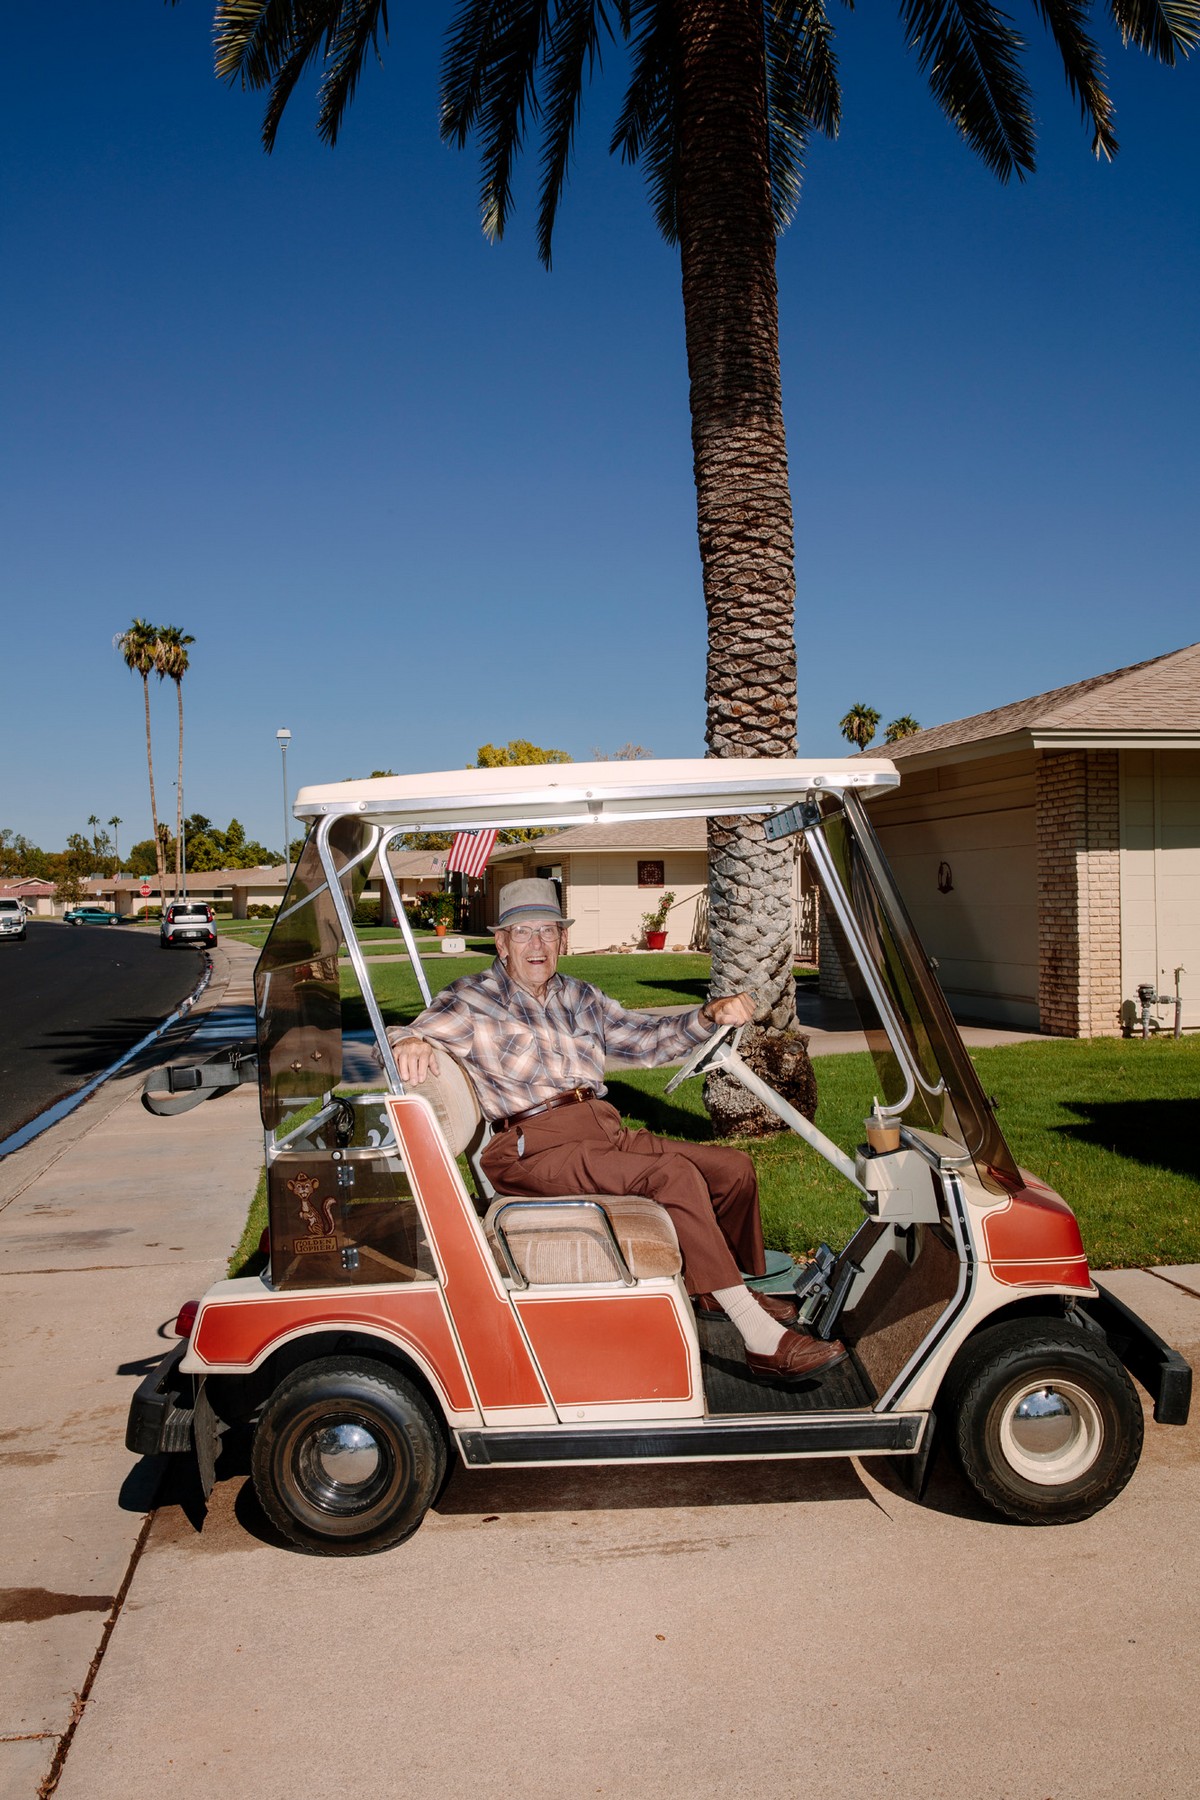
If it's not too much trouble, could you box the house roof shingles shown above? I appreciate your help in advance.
[867,642,1200,762]
[490,818,709,860]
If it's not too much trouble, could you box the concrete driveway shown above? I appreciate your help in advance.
[3,943,1197,1799]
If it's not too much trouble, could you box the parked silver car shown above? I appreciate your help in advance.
[160,901,217,949]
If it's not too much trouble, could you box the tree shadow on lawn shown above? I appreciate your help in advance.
[603,1075,716,1141]
[1055,1097,1200,1182]
[622,975,710,1002]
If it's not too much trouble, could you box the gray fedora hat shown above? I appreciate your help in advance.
[490,877,573,931]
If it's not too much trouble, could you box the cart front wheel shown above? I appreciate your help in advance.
[251,1356,446,1556]
[951,1321,1142,1525]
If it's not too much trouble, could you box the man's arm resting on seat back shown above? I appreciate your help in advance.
[387,984,477,1084]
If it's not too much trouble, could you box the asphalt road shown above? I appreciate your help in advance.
[0,922,205,1140]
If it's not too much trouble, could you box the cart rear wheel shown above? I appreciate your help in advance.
[251,1356,446,1556]
[950,1321,1142,1525]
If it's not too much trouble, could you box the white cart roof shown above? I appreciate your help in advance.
[294,757,898,832]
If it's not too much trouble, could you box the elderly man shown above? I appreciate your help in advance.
[388,878,846,1383]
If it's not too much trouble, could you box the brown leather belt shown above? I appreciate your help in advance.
[493,1087,597,1132]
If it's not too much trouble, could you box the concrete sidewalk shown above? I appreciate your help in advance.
[2,958,1197,1799]
[0,941,263,1799]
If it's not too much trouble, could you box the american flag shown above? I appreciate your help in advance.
[446,828,498,881]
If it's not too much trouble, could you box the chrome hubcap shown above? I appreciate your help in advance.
[313,1422,380,1487]
[296,1419,390,1514]
[998,1379,1104,1485]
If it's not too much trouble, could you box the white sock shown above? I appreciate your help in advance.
[710,1284,787,1356]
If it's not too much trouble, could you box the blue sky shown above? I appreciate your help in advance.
[3,3,1196,857]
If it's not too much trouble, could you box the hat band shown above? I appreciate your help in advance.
[497,903,564,926]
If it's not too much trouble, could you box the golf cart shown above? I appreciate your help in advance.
[128,758,1191,1555]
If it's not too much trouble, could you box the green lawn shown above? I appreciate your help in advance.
[609,1037,1200,1271]
[230,1034,1200,1276]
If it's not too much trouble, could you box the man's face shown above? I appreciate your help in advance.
[495,922,565,993]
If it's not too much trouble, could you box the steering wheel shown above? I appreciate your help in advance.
[664,1022,741,1095]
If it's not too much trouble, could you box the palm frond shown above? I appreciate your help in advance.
[215,1,341,151]
[536,0,612,266]
[610,0,679,239]
[764,0,841,230]
[213,1,313,88]
[474,0,556,241]
[1027,0,1117,158]
[1108,0,1199,61]
[898,0,1037,179]
[316,0,390,145]
[442,0,508,143]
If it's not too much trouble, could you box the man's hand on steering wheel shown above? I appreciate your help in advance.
[698,992,755,1029]
[665,993,755,1094]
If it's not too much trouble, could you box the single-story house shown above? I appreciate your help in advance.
[381,849,450,899]
[850,642,1200,1037]
[0,879,57,916]
[488,819,819,958]
[63,868,292,918]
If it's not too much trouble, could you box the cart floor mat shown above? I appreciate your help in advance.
[698,1313,877,1415]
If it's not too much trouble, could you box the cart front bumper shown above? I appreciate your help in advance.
[126,1341,221,1494]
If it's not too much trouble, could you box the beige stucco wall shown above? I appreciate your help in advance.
[864,752,1040,1028]
[572,852,709,951]
[493,851,709,953]
[1120,749,1200,1029]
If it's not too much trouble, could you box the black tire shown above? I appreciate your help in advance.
[250,1355,447,1556]
[949,1320,1143,1525]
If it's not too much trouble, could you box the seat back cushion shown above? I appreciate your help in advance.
[484,1195,682,1285]
[407,1052,483,1158]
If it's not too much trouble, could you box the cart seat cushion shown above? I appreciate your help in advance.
[484,1195,682,1285]
[406,1052,483,1157]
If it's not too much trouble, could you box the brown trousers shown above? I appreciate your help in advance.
[479,1098,764,1295]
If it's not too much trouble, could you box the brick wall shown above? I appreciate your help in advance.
[1036,750,1121,1036]
[817,908,852,1000]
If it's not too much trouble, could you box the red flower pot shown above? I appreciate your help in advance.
[645,929,667,950]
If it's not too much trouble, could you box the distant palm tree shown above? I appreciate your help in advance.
[156,626,195,896]
[885,715,922,744]
[87,814,100,852]
[840,704,881,752]
[115,619,167,897]
[109,816,123,871]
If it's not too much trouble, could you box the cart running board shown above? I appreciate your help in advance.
[457,1412,925,1467]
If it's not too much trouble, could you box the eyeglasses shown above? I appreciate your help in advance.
[504,923,563,943]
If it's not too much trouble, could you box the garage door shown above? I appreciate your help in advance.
[1120,750,1200,1030]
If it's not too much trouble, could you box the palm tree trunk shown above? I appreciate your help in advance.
[143,674,166,899]
[175,680,184,898]
[675,0,799,1030]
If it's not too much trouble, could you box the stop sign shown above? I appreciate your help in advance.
[140,885,151,898]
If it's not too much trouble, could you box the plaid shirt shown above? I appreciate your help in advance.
[388,958,709,1122]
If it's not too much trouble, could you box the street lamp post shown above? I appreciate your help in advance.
[277,728,292,888]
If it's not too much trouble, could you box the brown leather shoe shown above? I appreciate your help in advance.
[744,1332,848,1383]
[694,1290,800,1326]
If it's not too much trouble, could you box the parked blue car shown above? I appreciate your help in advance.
[63,906,123,926]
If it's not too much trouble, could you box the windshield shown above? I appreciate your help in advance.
[805,792,1020,1194]
[254,816,372,1130]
